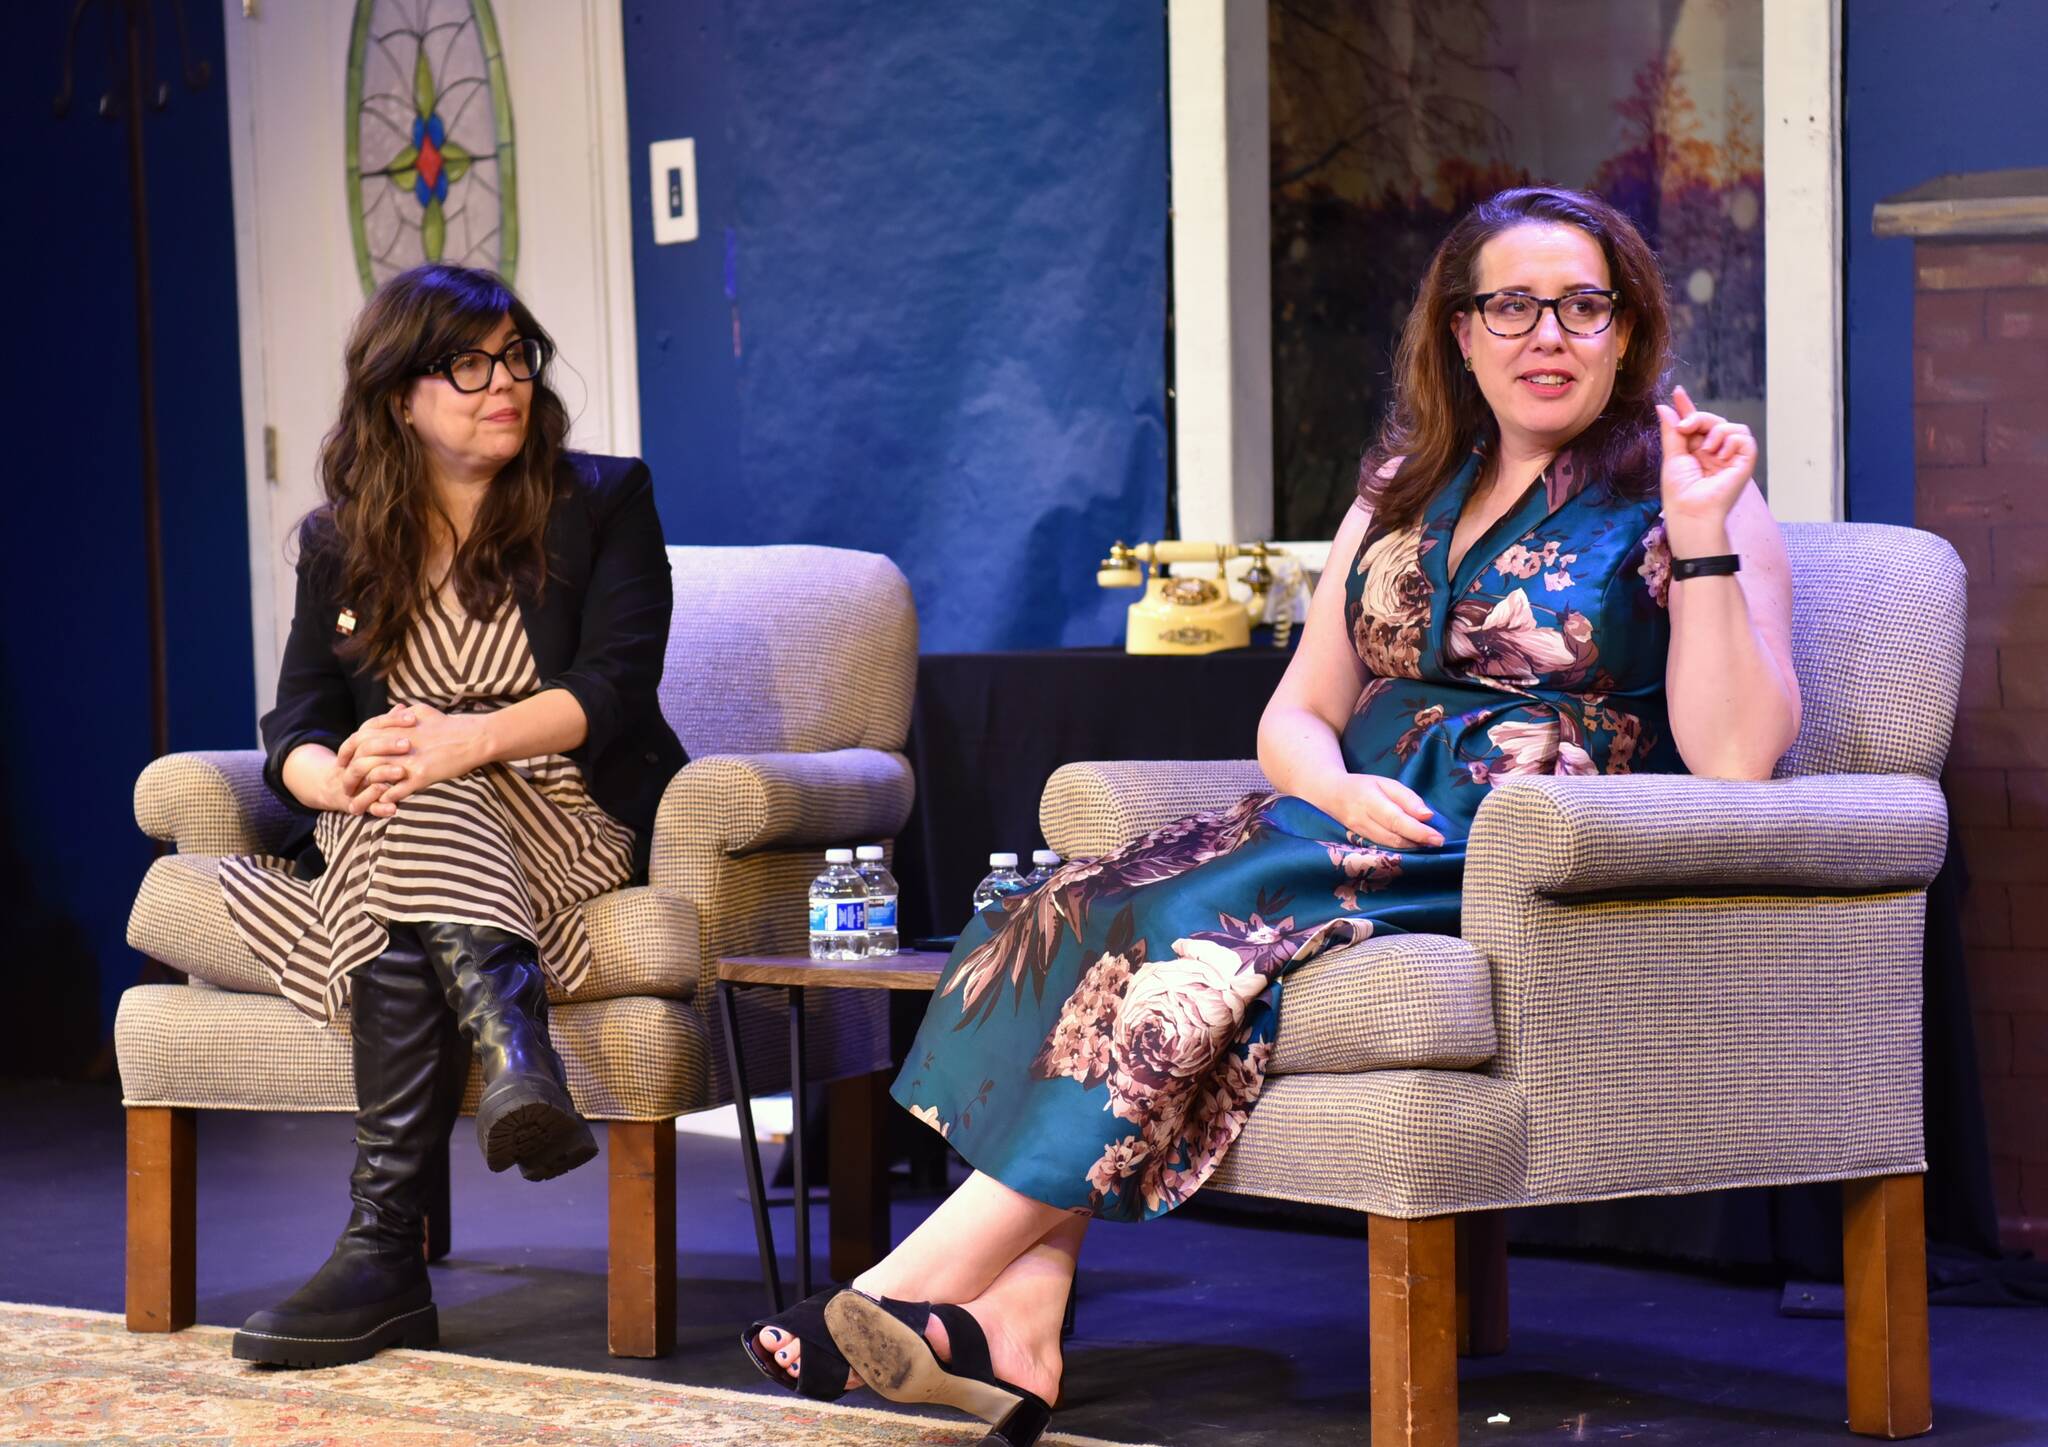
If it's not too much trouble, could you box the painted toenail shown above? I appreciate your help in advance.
[766,1328,783,1343]
[776,1349,789,1362]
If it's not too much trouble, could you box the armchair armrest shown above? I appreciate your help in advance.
[1463,771,1945,1205]
[648,748,915,888]
[1040,759,1273,858]
[1467,772,1948,898]
[133,750,299,857]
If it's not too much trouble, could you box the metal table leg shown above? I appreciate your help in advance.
[718,980,783,1313]
[789,985,812,1300]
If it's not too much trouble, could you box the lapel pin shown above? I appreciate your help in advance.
[336,607,358,636]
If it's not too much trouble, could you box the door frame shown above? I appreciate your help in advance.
[221,0,641,718]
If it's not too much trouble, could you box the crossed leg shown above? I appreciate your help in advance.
[758,1170,1086,1404]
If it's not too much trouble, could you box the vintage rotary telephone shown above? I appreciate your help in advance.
[1096,539,1297,655]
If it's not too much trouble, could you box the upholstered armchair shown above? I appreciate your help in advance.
[1038,522,1960,1444]
[118,544,917,1358]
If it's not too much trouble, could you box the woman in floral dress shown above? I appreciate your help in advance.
[746,187,1803,1445]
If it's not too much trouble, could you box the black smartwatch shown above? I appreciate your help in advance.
[1670,553,1740,581]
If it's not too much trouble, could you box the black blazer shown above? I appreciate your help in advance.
[260,452,689,879]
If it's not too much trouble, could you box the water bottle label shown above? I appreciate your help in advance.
[866,897,898,929]
[809,898,867,934]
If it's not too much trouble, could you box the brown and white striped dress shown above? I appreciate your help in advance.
[220,593,636,1024]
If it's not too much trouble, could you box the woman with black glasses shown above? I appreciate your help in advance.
[748,187,1800,1447]
[217,263,685,1368]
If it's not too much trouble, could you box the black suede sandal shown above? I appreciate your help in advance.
[824,1291,1056,1447]
[741,1288,929,1401]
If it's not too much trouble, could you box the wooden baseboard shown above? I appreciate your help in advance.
[1998,1213,2048,1253]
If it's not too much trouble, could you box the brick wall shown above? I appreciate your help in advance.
[1909,238,2048,1248]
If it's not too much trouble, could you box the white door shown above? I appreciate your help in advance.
[223,0,640,715]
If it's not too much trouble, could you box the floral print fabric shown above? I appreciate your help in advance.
[893,452,1680,1221]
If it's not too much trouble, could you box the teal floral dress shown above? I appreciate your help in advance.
[894,452,1683,1222]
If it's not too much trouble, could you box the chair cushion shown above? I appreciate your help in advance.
[126,856,277,996]
[115,981,893,1122]
[1268,933,1495,1075]
[126,854,700,1003]
[115,984,706,1120]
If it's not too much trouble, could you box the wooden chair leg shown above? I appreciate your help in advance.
[1369,1214,1458,1447]
[1455,1210,1509,1358]
[126,1106,194,1332]
[606,1119,676,1358]
[423,1137,452,1263]
[828,1070,891,1282]
[1844,1174,1933,1438]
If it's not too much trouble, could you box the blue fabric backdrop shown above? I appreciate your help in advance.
[624,1,1169,651]
[4,1,253,1051]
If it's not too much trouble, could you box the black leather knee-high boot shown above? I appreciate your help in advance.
[232,926,465,1367]
[414,921,597,1182]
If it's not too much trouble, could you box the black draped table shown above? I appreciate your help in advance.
[892,646,2000,1279]
[895,642,1295,941]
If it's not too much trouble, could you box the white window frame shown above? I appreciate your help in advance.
[1167,0,1844,572]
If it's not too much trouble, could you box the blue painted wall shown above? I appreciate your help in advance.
[1843,0,2048,524]
[4,3,253,1066]
[623,1,1170,652]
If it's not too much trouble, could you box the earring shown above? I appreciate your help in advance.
[1462,355,1472,372]
[403,409,413,424]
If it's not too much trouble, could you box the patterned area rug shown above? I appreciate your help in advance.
[0,1304,1159,1446]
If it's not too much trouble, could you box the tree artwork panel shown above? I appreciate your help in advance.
[1270,0,1764,541]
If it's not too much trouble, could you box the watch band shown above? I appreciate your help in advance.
[1670,553,1741,581]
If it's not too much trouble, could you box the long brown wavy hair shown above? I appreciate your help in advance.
[308,263,570,674]
[1360,187,1673,531]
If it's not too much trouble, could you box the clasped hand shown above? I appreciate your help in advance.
[330,701,482,817]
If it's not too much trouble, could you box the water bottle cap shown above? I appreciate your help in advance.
[825,848,854,863]
[856,845,885,860]
[1032,850,1061,865]
[989,852,1019,868]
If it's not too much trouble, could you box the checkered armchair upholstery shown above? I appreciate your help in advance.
[1039,522,1963,1220]
[117,545,917,1123]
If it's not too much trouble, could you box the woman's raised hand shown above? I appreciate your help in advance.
[1656,384,1756,551]
[1326,774,1445,850]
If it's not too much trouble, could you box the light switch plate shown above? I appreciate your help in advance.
[649,138,698,245]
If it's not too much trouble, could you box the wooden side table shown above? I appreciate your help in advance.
[715,951,948,1312]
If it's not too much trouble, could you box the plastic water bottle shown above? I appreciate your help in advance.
[809,849,868,961]
[1021,849,1061,890]
[855,845,899,958]
[971,852,1028,914]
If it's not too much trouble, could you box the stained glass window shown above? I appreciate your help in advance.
[346,0,518,296]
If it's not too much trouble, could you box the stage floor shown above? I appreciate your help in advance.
[6,1077,2043,1445]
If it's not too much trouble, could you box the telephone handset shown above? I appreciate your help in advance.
[1096,539,1294,655]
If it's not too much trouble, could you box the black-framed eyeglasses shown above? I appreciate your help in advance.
[419,336,549,393]
[1470,290,1621,338]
